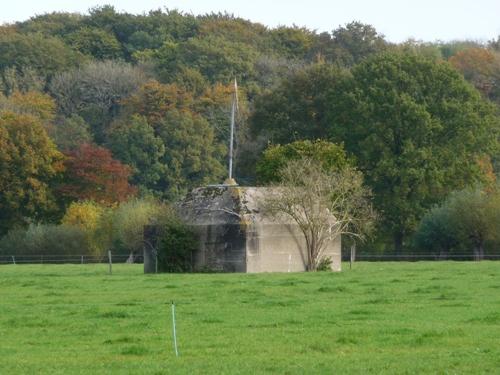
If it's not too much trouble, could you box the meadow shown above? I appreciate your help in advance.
[0,262,499,374]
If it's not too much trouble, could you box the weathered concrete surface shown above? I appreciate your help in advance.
[177,185,341,272]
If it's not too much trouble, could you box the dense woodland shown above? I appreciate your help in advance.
[1,5,500,258]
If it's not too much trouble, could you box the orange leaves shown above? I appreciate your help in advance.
[122,80,194,126]
[60,143,136,205]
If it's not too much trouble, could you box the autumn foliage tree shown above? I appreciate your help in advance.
[449,47,500,103]
[0,112,64,234]
[60,143,136,205]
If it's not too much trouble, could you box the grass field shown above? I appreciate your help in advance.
[1,262,499,374]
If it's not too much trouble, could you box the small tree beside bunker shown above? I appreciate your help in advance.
[261,157,374,271]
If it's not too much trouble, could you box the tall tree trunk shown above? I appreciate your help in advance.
[394,231,404,255]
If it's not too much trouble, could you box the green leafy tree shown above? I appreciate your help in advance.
[0,31,82,77]
[330,52,500,252]
[261,157,374,271]
[415,188,500,259]
[67,27,123,60]
[328,22,387,66]
[413,204,461,258]
[106,115,165,192]
[270,26,315,59]
[251,63,346,143]
[154,34,259,84]
[110,198,172,259]
[446,188,500,260]
[156,110,226,199]
[49,115,92,151]
[256,140,351,184]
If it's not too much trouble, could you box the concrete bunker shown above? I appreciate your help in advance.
[165,185,342,273]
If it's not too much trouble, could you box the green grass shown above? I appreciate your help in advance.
[1,262,499,374]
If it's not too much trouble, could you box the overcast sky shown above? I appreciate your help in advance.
[2,0,499,43]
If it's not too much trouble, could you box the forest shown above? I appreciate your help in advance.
[1,5,499,258]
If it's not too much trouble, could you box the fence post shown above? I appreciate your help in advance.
[171,301,179,357]
[11,255,16,265]
[350,243,356,270]
[108,250,112,275]
[81,255,84,265]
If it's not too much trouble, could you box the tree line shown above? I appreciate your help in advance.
[1,5,500,258]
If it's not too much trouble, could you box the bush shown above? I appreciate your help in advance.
[317,256,333,271]
[0,224,91,256]
[414,187,500,258]
[109,198,174,258]
[157,219,198,273]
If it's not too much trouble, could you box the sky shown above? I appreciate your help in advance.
[1,0,500,43]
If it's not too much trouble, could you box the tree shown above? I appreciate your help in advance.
[270,26,315,59]
[110,198,172,259]
[49,60,146,142]
[67,27,123,60]
[256,140,351,184]
[446,188,500,260]
[251,63,347,143]
[0,91,56,126]
[0,66,45,95]
[413,204,461,258]
[261,157,374,271]
[0,31,82,76]
[0,112,64,235]
[120,80,193,127]
[330,52,500,253]
[154,34,259,84]
[106,115,165,192]
[48,115,92,151]
[60,143,136,205]
[156,110,226,199]
[61,200,106,255]
[449,48,500,104]
[415,188,500,260]
[313,22,387,66]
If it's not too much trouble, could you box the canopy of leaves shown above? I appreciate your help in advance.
[251,63,347,143]
[106,115,165,192]
[0,111,63,234]
[0,31,82,76]
[329,52,500,251]
[59,143,136,205]
[256,140,351,184]
[261,157,374,270]
[414,187,500,258]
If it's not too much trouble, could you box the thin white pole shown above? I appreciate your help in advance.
[108,250,112,275]
[11,256,16,265]
[228,78,238,180]
[171,301,179,357]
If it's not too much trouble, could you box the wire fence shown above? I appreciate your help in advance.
[0,254,143,264]
[341,253,500,261]
[1,253,500,265]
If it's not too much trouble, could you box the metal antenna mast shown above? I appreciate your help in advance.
[228,78,238,181]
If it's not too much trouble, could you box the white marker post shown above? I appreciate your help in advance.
[108,250,112,275]
[171,301,179,357]
[11,256,16,265]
